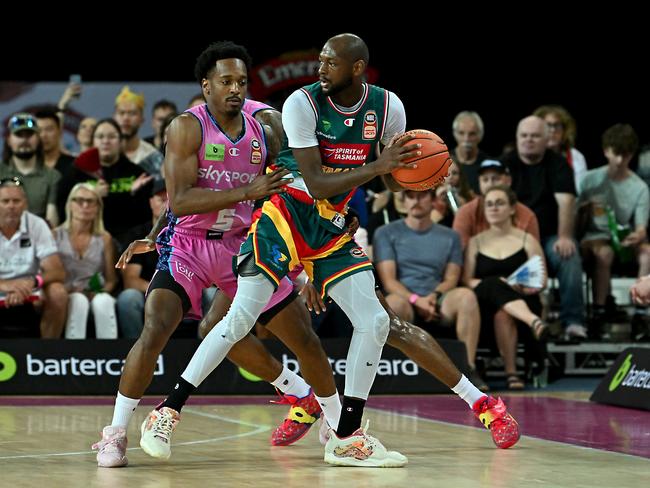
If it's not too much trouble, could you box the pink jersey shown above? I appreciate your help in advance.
[154,101,292,320]
[170,104,268,237]
[242,98,274,117]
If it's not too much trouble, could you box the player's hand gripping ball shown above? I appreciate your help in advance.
[391,129,452,190]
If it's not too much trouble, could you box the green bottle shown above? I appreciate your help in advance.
[606,206,633,263]
[87,272,104,293]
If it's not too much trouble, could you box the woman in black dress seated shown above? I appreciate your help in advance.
[463,185,549,389]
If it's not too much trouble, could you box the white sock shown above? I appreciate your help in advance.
[452,374,486,408]
[271,366,310,398]
[111,392,140,428]
[315,391,341,430]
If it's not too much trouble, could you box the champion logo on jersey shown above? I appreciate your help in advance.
[344,118,354,127]
[251,138,262,164]
[205,143,225,161]
[229,147,240,156]
[350,247,366,258]
[362,110,377,140]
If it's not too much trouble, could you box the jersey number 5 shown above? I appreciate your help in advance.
[211,208,235,231]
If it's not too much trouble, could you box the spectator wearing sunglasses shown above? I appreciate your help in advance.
[1,112,61,227]
[54,183,119,339]
[0,177,67,338]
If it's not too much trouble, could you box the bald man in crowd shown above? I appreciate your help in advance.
[502,116,586,340]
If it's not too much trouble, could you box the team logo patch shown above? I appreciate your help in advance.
[344,118,355,127]
[350,247,367,258]
[331,213,346,230]
[205,144,225,161]
[271,244,288,265]
[251,138,262,164]
[175,261,195,281]
[363,110,377,140]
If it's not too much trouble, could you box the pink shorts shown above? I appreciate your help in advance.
[156,226,293,319]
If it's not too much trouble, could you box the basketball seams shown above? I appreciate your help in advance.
[402,148,449,164]
[397,129,444,145]
[394,157,452,184]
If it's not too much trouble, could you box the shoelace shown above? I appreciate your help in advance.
[358,420,385,449]
[270,388,296,406]
[150,412,176,440]
[479,398,507,429]
[357,420,394,456]
[91,435,122,451]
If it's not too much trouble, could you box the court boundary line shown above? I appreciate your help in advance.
[0,407,270,461]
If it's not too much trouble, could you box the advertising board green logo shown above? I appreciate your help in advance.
[0,352,17,382]
[609,353,632,391]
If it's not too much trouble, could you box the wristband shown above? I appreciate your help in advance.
[408,293,419,305]
[34,274,44,289]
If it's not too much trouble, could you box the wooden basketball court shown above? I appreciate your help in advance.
[1,393,648,487]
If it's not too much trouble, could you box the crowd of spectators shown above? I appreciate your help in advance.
[2,83,649,391]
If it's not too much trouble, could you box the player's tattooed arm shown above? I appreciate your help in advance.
[255,109,283,163]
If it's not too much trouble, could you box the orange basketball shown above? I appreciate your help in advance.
[391,129,452,191]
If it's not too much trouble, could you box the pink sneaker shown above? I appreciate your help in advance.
[472,395,520,449]
[92,426,128,467]
[270,389,321,446]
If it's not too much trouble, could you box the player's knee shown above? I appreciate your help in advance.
[138,325,169,353]
[222,306,255,343]
[294,325,322,352]
[140,313,177,349]
[237,253,261,277]
[386,314,409,345]
[372,309,390,346]
[198,319,214,339]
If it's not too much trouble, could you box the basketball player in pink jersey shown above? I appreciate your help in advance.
[92,41,338,468]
